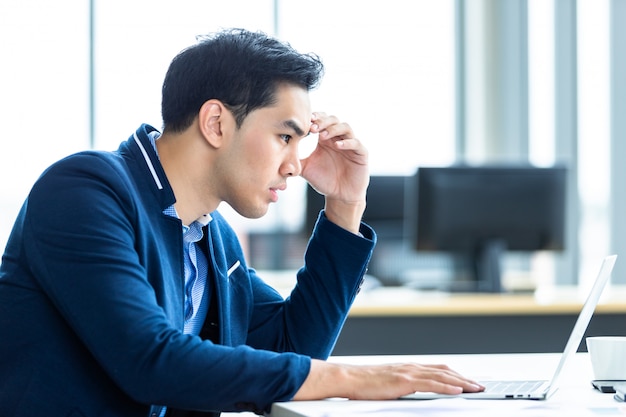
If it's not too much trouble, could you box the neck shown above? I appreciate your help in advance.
[156,130,220,225]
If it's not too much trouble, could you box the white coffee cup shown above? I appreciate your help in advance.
[586,336,626,380]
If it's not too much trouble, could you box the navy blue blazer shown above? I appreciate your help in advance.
[0,124,376,417]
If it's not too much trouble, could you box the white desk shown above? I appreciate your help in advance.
[269,353,625,416]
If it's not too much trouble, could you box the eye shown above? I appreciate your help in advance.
[279,134,292,144]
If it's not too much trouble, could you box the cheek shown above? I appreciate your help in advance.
[244,139,282,170]
[248,136,274,156]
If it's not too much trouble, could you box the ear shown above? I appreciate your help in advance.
[198,99,225,148]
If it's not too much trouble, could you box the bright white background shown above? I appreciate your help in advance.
[0,0,611,285]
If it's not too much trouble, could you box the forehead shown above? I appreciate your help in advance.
[248,84,312,134]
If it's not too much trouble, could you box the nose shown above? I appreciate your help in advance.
[281,149,302,177]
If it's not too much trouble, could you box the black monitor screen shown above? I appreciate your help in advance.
[411,165,567,291]
[305,175,407,239]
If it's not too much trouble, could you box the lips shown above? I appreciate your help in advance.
[269,183,287,203]
[269,188,279,202]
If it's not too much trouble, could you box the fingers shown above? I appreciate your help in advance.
[310,112,368,157]
[414,364,484,394]
[342,362,485,400]
[311,112,352,141]
[383,363,483,397]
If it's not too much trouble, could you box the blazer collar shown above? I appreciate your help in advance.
[123,124,176,211]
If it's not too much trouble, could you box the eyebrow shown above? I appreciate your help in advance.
[281,119,309,137]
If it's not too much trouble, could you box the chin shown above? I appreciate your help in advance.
[234,205,269,220]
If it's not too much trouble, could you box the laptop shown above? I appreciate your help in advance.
[403,254,617,400]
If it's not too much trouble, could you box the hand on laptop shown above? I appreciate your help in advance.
[293,359,485,401]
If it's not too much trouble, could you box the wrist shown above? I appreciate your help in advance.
[294,360,354,400]
[323,199,366,235]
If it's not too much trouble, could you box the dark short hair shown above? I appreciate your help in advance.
[161,28,325,133]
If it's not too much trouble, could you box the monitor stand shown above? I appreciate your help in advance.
[473,239,506,293]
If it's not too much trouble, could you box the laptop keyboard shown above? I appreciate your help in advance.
[482,380,546,396]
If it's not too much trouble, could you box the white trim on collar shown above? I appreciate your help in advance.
[196,213,212,226]
[133,132,163,190]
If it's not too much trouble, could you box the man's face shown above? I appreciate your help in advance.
[215,83,312,219]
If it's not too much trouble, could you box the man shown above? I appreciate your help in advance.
[0,29,483,417]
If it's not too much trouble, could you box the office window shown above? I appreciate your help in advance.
[0,1,90,250]
[527,0,559,286]
[528,0,612,286]
[528,0,555,167]
[576,0,611,288]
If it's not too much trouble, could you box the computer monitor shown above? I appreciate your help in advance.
[304,176,415,285]
[410,165,567,292]
[304,175,408,239]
